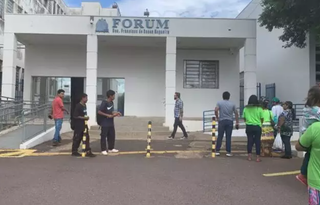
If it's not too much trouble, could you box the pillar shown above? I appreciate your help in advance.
[165,37,176,128]
[1,32,17,98]
[86,35,98,126]
[244,38,257,104]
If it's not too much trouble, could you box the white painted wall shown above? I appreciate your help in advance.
[238,0,313,103]
[24,44,238,118]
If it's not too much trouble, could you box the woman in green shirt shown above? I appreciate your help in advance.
[296,122,320,205]
[243,95,264,162]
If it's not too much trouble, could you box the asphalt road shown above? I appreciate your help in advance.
[0,155,307,205]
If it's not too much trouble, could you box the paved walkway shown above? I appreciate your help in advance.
[0,154,307,205]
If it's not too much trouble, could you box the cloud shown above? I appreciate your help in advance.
[116,0,251,18]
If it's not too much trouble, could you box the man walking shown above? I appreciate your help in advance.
[51,89,68,146]
[71,93,95,157]
[214,91,239,156]
[98,90,121,156]
[168,92,188,140]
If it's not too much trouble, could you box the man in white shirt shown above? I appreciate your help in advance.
[271,97,283,137]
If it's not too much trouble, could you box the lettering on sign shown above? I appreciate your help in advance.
[95,18,170,35]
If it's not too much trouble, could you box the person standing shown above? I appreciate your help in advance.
[295,122,320,205]
[214,91,239,157]
[271,97,283,137]
[260,99,275,157]
[98,90,121,156]
[71,93,95,157]
[168,92,188,140]
[50,89,68,146]
[277,101,294,159]
[243,95,264,162]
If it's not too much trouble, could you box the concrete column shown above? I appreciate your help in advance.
[244,38,257,104]
[165,36,176,128]
[86,35,98,126]
[1,33,17,98]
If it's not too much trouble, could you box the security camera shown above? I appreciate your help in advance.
[229,48,234,55]
[90,16,94,25]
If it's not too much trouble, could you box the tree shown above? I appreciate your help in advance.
[258,0,320,48]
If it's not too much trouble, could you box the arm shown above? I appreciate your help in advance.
[58,98,68,114]
[234,106,239,125]
[295,124,314,151]
[98,110,117,118]
[277,115,285,130]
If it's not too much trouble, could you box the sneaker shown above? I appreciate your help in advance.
[167,136,174,140]
[86,152,96,158]
[108,149,119,153]
[71,152,81,157]
[215,152,221,156]
[101,151,108,156]
[52,141,59,146]
[226,153,233,157]
[180,136,188,140]
[296,174,308,186]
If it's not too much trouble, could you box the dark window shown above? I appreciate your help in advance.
[183,60,219,89]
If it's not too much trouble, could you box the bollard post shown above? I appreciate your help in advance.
[146,121,152,158]
[212,117,216,158]
[82,117,88,158]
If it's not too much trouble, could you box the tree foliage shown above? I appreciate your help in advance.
[258,0,320,48]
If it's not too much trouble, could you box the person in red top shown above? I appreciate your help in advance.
[50,89,68,146]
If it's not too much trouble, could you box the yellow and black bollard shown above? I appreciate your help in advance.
[146,121,152,158]
[211,117,216,158]
[82,117,88,158]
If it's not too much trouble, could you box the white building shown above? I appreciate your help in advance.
[0,0,68,98]
[1,0,315,128]
[238,0,318,104]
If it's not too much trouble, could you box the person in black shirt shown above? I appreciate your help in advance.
[98,90,121,156]
[71,93,96,157]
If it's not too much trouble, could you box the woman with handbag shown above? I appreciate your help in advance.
[261,100,275,157]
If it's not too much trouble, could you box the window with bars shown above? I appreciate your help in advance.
[183,60,219,89]
[6,0,14,13]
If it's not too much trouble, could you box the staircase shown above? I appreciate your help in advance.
[90,116,170,139]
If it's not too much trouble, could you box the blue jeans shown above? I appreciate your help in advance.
[216,120,233,153]
[53,119,63,142]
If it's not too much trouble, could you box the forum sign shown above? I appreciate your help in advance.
[96,18,170,35]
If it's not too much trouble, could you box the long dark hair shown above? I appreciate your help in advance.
[246,95,261,107]
[305,86,320,107]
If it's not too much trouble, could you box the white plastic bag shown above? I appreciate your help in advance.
[273,133,283,150]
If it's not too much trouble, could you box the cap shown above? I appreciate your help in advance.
[272,97,280,103]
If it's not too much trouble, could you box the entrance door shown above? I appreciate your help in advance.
[70,78,84,119]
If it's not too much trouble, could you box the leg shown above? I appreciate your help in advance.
[100,126,108,152]
[254,126,262,161]
[246,126,254,160]
[301,151,311,176]
[107,126,116,151]
[53,119,62,143]
[225,120,233,154]
[170,118,179,138]
[281,135,292,157]
[215,120,225,153]
[308,186,320,205]
[71,130,83,154]
[178,120,188,138]
[85,128,91,152]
